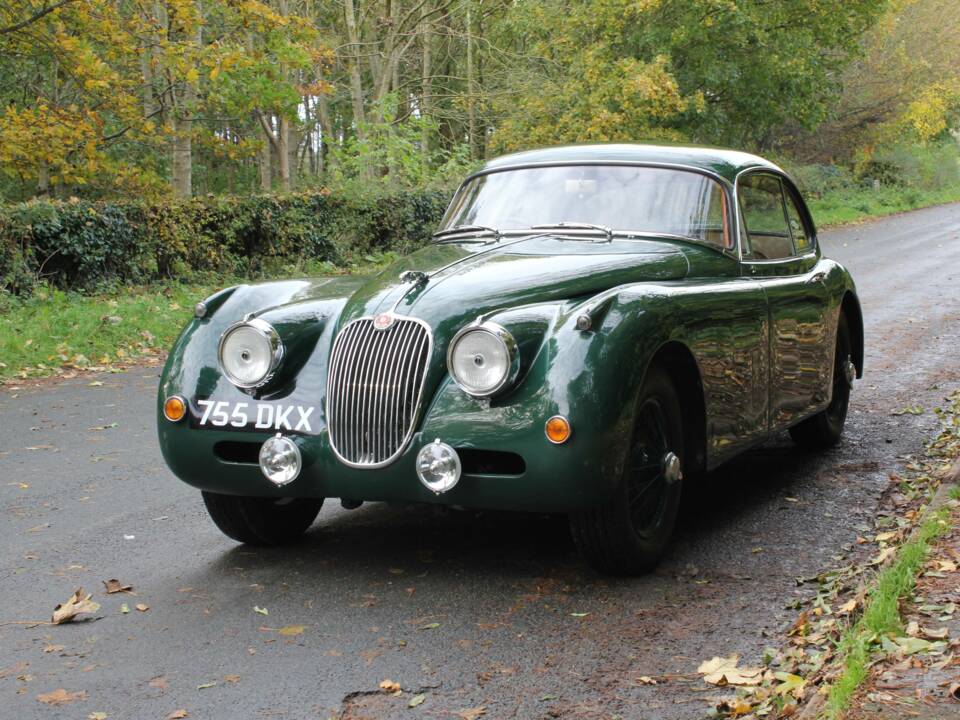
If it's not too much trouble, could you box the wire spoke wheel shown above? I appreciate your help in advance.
[628,398,674,538]
[569,365,685,575]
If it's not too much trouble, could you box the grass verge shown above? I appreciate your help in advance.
[810,184,960,227]
[0,255,395,384]
[824,509,951,718]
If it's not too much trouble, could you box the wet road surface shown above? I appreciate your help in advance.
[2,203,960,719]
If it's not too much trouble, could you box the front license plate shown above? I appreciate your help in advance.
[195,399,316,433]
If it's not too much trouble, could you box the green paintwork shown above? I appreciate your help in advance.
[157,144,863,513]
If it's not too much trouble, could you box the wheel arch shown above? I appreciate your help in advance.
[841,291,864,378]
[645,341,708,479]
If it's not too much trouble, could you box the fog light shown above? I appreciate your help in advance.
[416,439,461,495]
[545,415,572,444]
[163,395,187,422]
[259,434,301,486]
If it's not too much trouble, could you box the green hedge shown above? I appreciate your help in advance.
[0,191,449,295]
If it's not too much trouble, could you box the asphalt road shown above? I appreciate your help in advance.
[2,203,960,720]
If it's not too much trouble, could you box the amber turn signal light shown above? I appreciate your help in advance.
[163,395,187,422]
[545,415,572,444]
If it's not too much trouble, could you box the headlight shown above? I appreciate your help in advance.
[218,318,283,389]
[447,322,519,398]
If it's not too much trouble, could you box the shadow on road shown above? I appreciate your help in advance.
[196,437,831,583]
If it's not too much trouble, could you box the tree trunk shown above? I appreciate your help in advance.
[258,116,272,192]
[466,2,477,159]
[343,0,367,132]
[316,93,335,175]
[420,1,432,167]
[279,115,293,190]
[171,110,193,198]
[171,3,201,199]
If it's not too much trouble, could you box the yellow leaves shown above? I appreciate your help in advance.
[887,79,960,143]
[52,588,100,624]
[36,688,87,706]
[186,67,200,84]
[697,655,764,686]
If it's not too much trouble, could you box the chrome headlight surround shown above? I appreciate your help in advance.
[218,318,284,390]
[446,321,520,398]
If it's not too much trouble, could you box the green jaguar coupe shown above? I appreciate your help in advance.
[157,144,863,575]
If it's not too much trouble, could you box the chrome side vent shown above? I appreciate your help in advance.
[326,316,432,468]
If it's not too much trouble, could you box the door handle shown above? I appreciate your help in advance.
[805,271,827,285]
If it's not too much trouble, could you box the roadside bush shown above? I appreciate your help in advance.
[0,190,449,295]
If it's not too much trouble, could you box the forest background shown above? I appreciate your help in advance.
[0,0,958,378]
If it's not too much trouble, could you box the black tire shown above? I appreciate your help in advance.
[201,491,323,545]
[789,314,853,449]
[570,365,685,575]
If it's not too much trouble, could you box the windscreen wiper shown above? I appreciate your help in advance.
[432,224,502,242]
[530,222,613,241]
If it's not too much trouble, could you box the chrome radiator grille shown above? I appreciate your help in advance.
[326,316,432,467]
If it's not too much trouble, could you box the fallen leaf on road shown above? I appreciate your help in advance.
[278,625,306,636]
[224,675,240,683]
[88,713,108,719]
[166,711,188,719]
[120,604,130,614]
[837,599,858,615]
[36,688,87,705]
[715,697,753,717]
[88,423,118,431]
[253,606,268,616]
[788,611,809,637]
[697,655,763,686]
[892,405,923,415]
[149,676,168,690]
[88,381,104,387]
[0,661,29,679]
[135,604,149,613]
[870,547,896,566]
[379,679,401,693]
[408,693,426,708]
[774,672,807,699]
[197,681,217,690]
[919,626,949,640]
[52,589,100,624]
[635,676,658,685]
[43,644,64,654]
[418,622,440,630]
[102,579,133,595]
[570,612,590,617]
[454,707,486,720]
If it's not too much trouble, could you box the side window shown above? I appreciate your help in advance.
[738,173,794,260]
[783,190,813,254]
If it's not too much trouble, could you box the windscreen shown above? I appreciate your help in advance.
[440,165,730,247]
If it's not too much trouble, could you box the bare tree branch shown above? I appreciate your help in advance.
[0,0,78,35]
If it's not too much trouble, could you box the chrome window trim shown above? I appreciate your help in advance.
[439,161,743,259]
[218,318,284,390]
[446,321,521,399]
[325,314,434,470]
[734,167,820,263]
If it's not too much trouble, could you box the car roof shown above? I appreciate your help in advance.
[478,143,783,185]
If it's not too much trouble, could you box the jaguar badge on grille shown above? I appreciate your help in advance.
[373,313,394,330]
